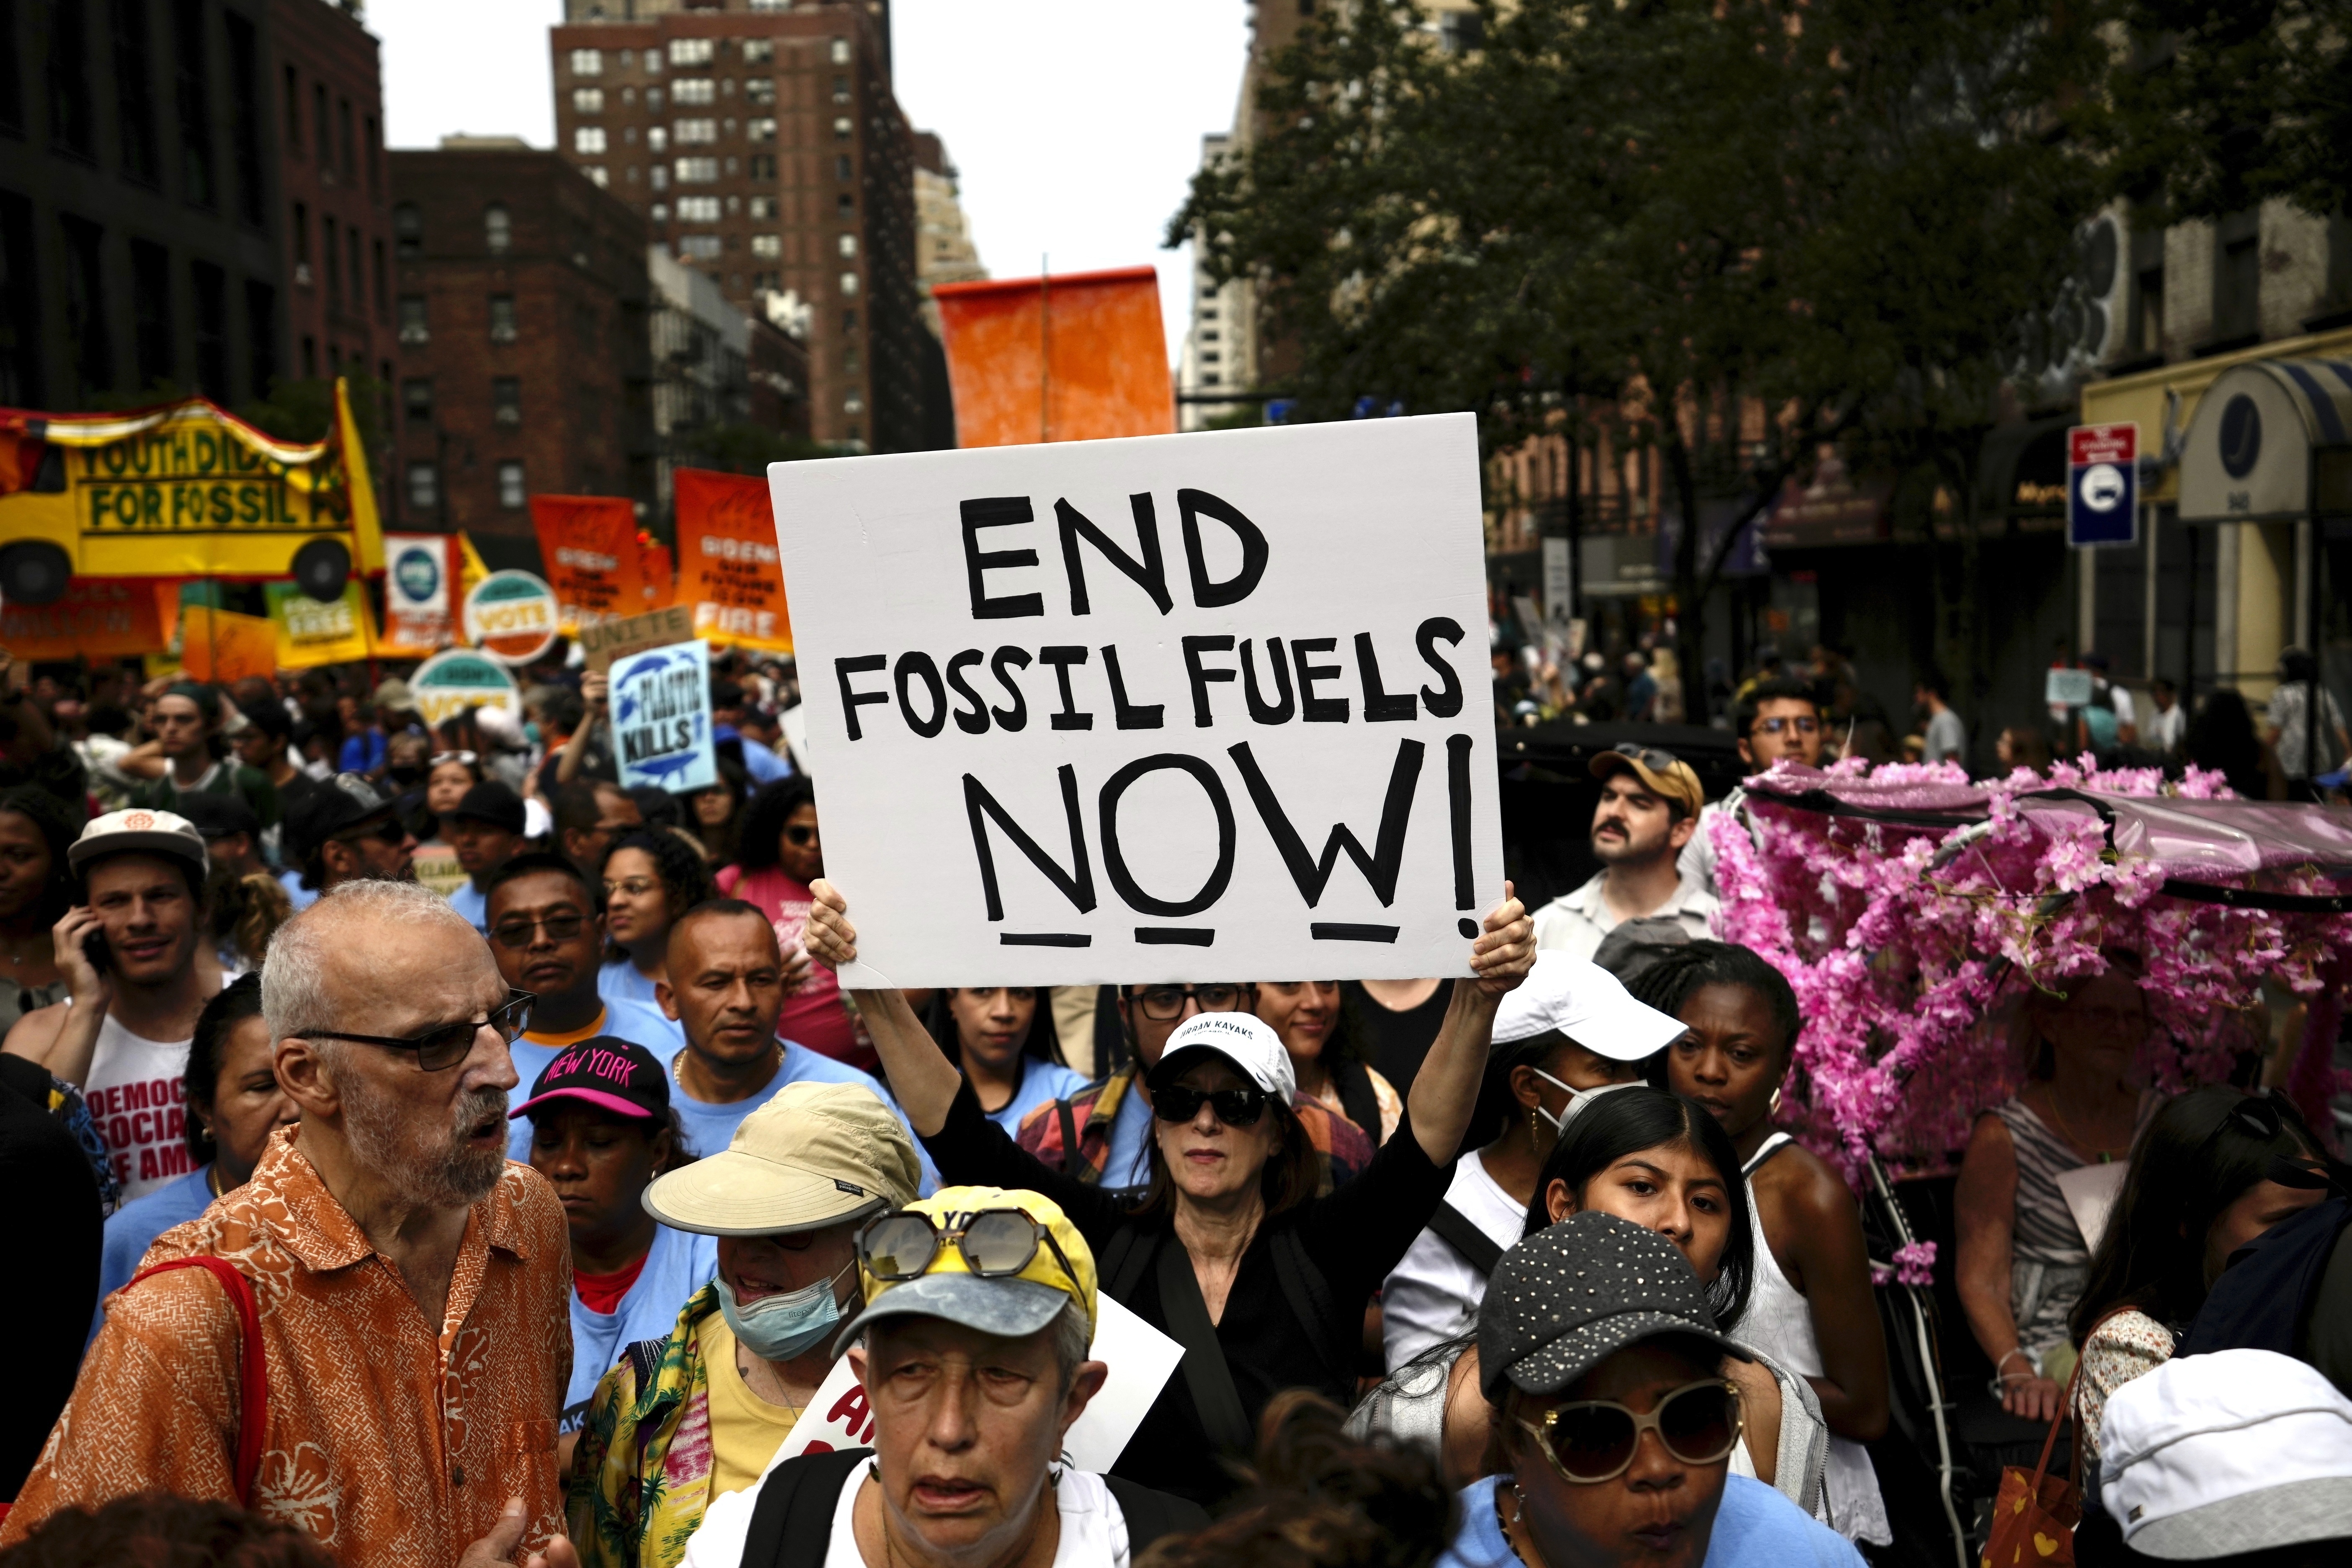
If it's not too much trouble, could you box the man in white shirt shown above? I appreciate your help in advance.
[1535,748,1715,961]
[2144,677,2187,755]
[681,1185,1207,1568]
[1915,673,1966,764]
[1679,677,1822,895]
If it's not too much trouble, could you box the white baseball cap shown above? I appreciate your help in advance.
[67,807,209,879]
[1148,1011,1297,1104]
[1492,951,1686,1061]
[2100,1348,2352,1559]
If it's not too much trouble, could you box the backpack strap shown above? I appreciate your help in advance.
[1055,1097,1085,1180]
[1333,1057,1382,1145]
[1155,1235,1254,1453]
[128,1257,265,1506]
[1424,1200,1504,1277]
[622,1334,668,1390]
[739,1446,872,1568]
[1101,1474,1212,1556]
[1269,1229,1346,1391]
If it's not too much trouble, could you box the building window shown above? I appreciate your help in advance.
[748,116,776,142]
[749,195,779,219]
[669,38,714,66]
[843,391,864,415]
[833,116,852,140]
[130,240,172,390]
[680,235,722,260]
[650,202,670,224]
[647,85,666,113]
[282,64,300,151]
[677,195,721,222]
[749,154,777,179]
[744,38,776,62]
[586,166,608,188]
[840,271,859,296]
[174,0,217,207]
[497,462,526,508]
[843,348,859,374]
[838,232,857,258]
[394,202,422,258]
[312,83,327,167]
[570,48,603,76]
[366,113,380,192]
[751,233,781,258]
[493,376,521,426]
[574,125,607,155]
[397,295,428,344]
[292,200,311,283]
[489,294,517,342]
[648,126,669,154]
[745,77,775,104]
[372,238,388,319]
[644,48,662,73]
[485,204,512,255]
[2213,210,2260,344]
[245,278,276,397]
[835,155,853,182]
[675,119,717,144]
[573,87,604,114]
[347,226,362,313]
[2133,265,2166,356]
[833,75,851,105]
[113,0,162,186]
[673,77,714,105]
[830,37,851,64]
[299,334,315,378]
[838,192,855,216]
[403,377,432,425]
[675,157,718,183]
[407,461,438,513]
[337,97,355,179]
[324,215,343,301]
[843,309,857,331]
[623,125,638,145]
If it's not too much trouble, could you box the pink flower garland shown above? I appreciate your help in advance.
[1711,756,2352,1177]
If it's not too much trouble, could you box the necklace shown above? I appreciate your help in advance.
[2039,1083,2133,1163]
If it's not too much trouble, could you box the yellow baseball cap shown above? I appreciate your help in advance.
[833,1185,1097,1356]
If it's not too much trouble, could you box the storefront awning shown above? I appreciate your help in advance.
[2178,357,2352,523]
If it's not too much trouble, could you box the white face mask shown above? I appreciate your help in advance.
[1531,1072,1640,1137]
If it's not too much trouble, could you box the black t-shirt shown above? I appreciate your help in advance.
[1341,979,1452,1092]
[920,1083,1453,1504]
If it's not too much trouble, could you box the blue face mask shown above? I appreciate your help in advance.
[717,1264,851,1363]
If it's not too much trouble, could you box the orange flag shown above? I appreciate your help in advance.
[0,576,173,660]
[933,266,1176,448]
[673,467,791,653]
[531,494,644,634]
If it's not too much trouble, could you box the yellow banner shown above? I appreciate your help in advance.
[266,581,374,668]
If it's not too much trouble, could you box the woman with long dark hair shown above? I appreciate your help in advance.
[686,752,750,865]
[1251,980,1400,1146]
[597,827,719,1011]
[0,785,76,1034]
[717,777,862,1068]
[804,877,1534,1506]
[921,985,1087,1134]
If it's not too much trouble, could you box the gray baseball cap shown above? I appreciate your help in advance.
[1478,1210,1750,1404]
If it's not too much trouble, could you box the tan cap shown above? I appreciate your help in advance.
[1591,746,1705,820]
[643,1081,922,1237]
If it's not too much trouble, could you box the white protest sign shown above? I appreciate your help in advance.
[768,415,1503,988]
[611,639,717,794]
[766,1293,1182,1472]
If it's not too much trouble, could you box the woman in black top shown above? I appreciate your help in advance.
[803,880,1534,1505]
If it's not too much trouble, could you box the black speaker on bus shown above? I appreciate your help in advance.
[291,537,351,603]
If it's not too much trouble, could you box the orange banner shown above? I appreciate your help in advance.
[179,604,278,683]
[531,494,647,633]
[640,536,675,610]
[0,577,174,660]
[674,467,791,653]
[933,266,1176,448]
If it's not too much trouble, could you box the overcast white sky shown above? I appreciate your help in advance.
[373,0,1253,366]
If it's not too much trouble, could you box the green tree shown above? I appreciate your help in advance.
[1176,0,2107,717]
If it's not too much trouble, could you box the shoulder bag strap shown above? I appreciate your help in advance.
[1101,1474,1211,1555]
[1055,1097,1085,1179]
[1425,1200,1505,1277]
[1269,1229,1345,1389]
[1155,1236,1253,1453]
[740,1447,872,1568]
[128,1257,265,1507]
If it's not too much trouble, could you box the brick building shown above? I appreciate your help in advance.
[548,1,948,451]
[387,141,654,541]
[0,0,387,414]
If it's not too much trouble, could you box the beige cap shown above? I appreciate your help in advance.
[644,1081,922,1237]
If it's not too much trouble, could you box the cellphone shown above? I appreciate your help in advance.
[77,916,109,975]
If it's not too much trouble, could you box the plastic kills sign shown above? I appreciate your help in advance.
[769,414,1504,987]
[611,639,716,793]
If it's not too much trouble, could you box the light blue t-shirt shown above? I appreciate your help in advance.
[597,960,664,1013]
[669,1042,940,1192]
[88,1166,216,1347]
[279,867,318,913]
[984,1056,1093,1137]
[1436,1475,1864,1568]
[1101,1076,1157,1192]
[506,998,689,1161]
[563,1223,718,1425]
[448,880,490,934]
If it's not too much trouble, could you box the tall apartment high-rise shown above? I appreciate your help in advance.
[548,2,948,451]
[910,130,983,336]
[0,0,390,415]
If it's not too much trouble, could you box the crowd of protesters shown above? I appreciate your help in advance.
[0,637,2344,1568]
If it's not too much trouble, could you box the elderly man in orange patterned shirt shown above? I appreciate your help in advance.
[3,879,579,1568]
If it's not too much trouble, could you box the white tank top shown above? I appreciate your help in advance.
[1741,1133,1892,1546]
[80,1006,196,1204]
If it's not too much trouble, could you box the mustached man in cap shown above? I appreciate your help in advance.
[570,1081,924,1568]
[1436,1212,1857,1568]
[683,1184,1209,1568]
[1534,750,1715,964]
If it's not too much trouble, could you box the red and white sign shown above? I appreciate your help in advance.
[2068,423,2137,468]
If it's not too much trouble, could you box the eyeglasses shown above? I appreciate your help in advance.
[1151,1083,1270,1127]
[1516,1380,1743,1483]
[299,988,534,1071]
[1132,983,1248,1021]
[1753,716,1820,736]
[490,911,587,949]
[431,750,480,767]
[784,824,819,846]
[858,1208,1082,1287]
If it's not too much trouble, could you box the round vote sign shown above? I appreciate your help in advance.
[408,649,521,727]
[463,570,560,665]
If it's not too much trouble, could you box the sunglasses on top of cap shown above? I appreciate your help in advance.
[1152,1081,1270,1127]
[1517,1379,1743,1484]
[1615,746,1683,777]
[297,988,534,1072]
[859,1207,1081,1286]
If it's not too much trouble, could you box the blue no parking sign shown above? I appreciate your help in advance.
[2068,422,2138,547]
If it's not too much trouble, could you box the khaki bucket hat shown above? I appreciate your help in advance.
[644,1081,922,1237]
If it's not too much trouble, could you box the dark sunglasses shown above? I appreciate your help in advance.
[1517,1379,1743,1483]
[299,988,534,1071]
[784,824,819,846]
[858,1208,1081,1285]
[1620,745,1683,775]
[1151,1083,1270,1127]
[1132,983,1248,1021]
[490,912,587,949]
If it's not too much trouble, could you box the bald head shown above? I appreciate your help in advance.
[263,878,498,1042]
[661,898,786,1070]
[666,898,778,971]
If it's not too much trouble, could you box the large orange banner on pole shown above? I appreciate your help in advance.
[673,467,791,653]
[531,494,647,634]
[0,577,173,660]
[933,266,1176,449]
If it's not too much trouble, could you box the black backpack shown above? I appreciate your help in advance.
[736,1447,1208,1566]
